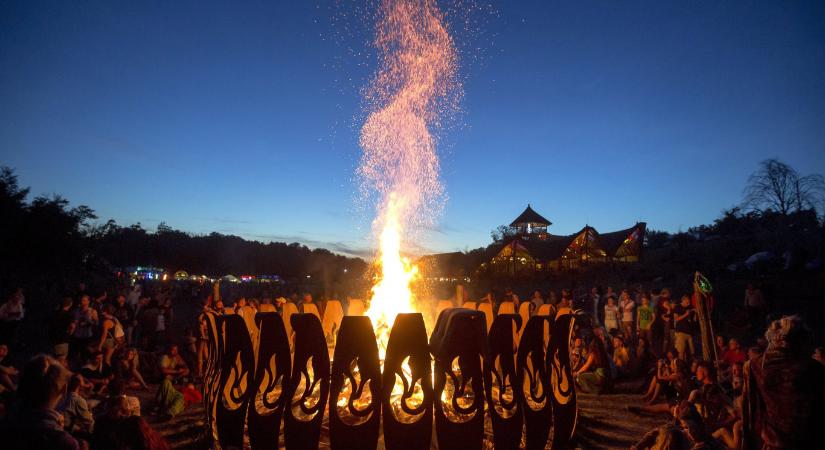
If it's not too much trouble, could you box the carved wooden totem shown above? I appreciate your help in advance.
[430,308,486,450]
[215,314,255,449]
[283,313,330,450]
[516,315,552,450]
[381,313,433,450]
[329,316,381,450]
[485,314,524,450]
[247,312,291,450]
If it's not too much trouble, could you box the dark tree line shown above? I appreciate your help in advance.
[0,166,367,298]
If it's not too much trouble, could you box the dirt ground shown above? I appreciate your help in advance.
[144,377,668,450]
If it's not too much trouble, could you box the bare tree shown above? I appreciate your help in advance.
[743,159,825,215]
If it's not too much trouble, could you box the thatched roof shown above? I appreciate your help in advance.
[509,204,552,227]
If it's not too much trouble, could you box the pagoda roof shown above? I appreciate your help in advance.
[509,204,552,227]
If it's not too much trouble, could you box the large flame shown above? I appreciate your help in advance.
[358,0,460,356]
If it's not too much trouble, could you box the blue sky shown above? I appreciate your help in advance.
[2,0,824,257]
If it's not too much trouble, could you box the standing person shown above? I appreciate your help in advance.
[137,299,160,351]
[590,287,602,327]
[112,295,134,346]
[743,283,766,324]
[49,297,76,358]
[96,304,124,366]
[604,296,620,333]
[619,290,636,340]
[673,295,696,361]
[657,293,674,354]
[529,290,544,311]
[0,291,26,345]
[637,294,655,346]
[126,284,142,310]
[72,295,99,354]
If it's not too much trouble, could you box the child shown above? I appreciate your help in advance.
[604,296,620,332]
[637,295,655,345]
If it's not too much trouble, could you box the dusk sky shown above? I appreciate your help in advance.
[2,0,824,257]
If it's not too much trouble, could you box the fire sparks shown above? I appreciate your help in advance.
[358,0,460,355]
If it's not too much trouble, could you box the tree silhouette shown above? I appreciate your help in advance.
[743,159,825,216]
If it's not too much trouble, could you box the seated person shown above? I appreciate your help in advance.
[0,343,19,393]
[115,348,148,390]
[80,352,113,393]
[612,335,631,376]
[157,344,190,383]
[59,374,94,438]
[574,336,610,394]
[3,354,82,450]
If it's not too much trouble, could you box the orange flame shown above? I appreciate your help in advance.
[358,0,460,356]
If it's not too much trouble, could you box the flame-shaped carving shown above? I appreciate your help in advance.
[291,356,322,422]
[222,352,248,411]
[336,357,374,426]
[254,353,283,415]
[389,356,425,424]
[440,356,477,423]
[551,349,573,405]
[522,352,546,411]
[491,355,517,418]
[551,316,576,407]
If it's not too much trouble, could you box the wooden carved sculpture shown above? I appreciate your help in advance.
[381,313,433,450]
[216,314,254,450]
[517,315,553,450]
[247,312,291,450]
[283,313,329,450]
[430,308,486,450]
[329,316,381,450]
[485,314,524,450]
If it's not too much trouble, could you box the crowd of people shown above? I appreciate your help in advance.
[486,283,822,450]
[0,282,209,450]
[0,278,821,450]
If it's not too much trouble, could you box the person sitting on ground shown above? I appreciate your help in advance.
[570,337,585,372]
[80,352,113,393]
[635,358,691,413]
[115,348,148,390]
[613,335,631,376]
[4,354,83,450]
[574,335,610,394]
[630,402,693,450]
[60,374,94,439]
[720,338,745,368]
[96,378,140,419]
[678,402,726,449]
[154,374,185,422]
[157,344,189,384]
[93,394,169,450]
[0,344,19,393]
[687,362,736,439]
